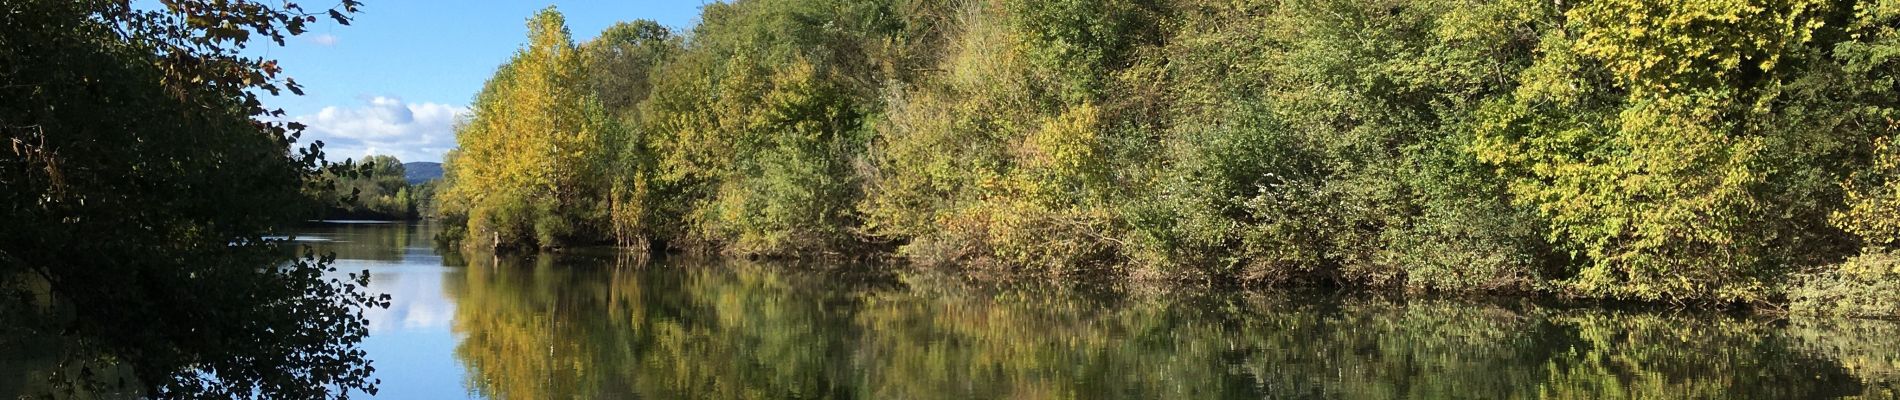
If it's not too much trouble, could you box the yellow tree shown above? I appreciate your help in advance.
[442,7,616,249]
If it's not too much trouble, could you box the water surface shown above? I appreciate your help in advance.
[10,222,1900,398]
[310,222,1900,399]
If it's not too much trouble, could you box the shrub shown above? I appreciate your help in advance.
[1790,251,1900,318]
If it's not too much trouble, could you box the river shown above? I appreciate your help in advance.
[32,221,1900,398]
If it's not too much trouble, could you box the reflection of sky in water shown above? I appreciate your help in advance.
[309,223,472,399]
[349,261,456,332]
[355,263,468,399]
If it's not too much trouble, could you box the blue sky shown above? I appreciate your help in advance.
[259,1,708,163]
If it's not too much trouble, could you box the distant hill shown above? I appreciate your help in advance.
[402,162,443,184]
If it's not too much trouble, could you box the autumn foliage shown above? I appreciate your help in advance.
[440,0,1900,315]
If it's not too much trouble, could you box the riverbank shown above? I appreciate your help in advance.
[428,0,1900,318]
[434,229,1900,321]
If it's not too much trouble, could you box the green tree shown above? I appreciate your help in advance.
[637,0,907,255]
[582,20,679,248]
[584,20,677,122]
[315,155,420,219]
[1118,0,1560,289]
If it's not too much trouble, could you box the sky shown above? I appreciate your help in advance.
[254,1,708,163]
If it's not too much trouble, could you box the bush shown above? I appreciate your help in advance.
[1790,251,1900,318]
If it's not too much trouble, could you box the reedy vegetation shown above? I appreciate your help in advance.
[440,0,1900,315]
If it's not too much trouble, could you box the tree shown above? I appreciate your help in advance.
[314,155,421,219]
[581,20,679,248]
[436,0,1900,313]
[0,0,387,397]
[439,7,617,249]
[1471,0,1868,301]
[636,0,906,255]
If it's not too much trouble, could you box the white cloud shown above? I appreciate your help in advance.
[309,33,339,46]
[295,96,467,163]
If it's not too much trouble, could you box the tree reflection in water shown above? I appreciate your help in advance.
[446,250,1900,399]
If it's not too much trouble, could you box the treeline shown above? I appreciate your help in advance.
[438,0,1900,314]
[310,155,434,219]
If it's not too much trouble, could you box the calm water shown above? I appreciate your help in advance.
[9,222,1900,398]
[300,222,1900,399]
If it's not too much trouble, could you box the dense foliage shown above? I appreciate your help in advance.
[439,9,621,250]
[440,0,1900,314]
[0,0,387,397]
[313,155,430,220]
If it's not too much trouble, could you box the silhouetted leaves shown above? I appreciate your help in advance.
[1,0,384,397]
